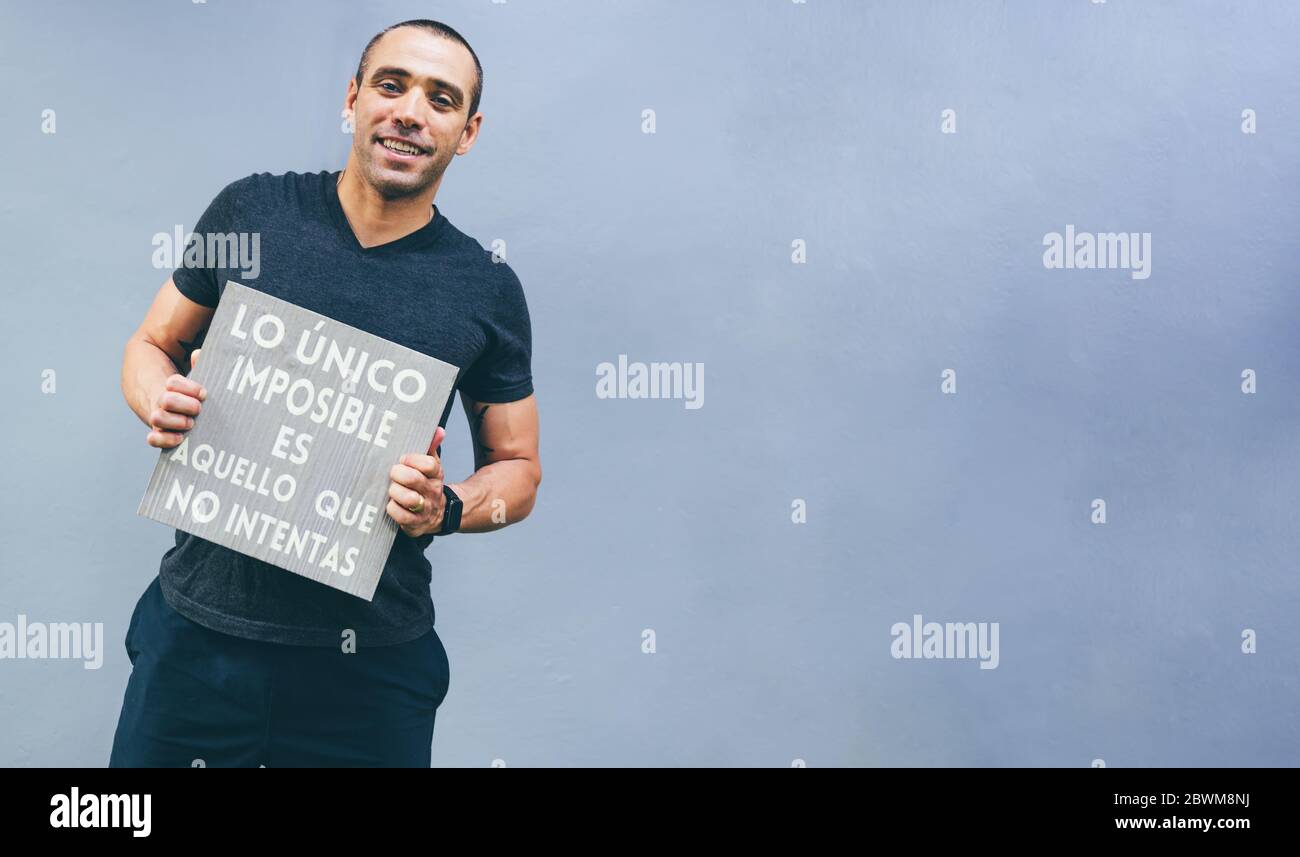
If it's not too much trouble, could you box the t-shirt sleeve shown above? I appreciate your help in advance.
[457,266,535,403]
[170,178,245,308]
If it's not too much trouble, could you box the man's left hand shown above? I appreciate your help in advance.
[386,426,447,538]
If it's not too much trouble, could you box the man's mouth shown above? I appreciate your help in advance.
[376,137,428,159]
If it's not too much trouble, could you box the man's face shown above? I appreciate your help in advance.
[345,27,480,199]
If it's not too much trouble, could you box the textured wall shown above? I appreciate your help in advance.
[1,0,1297,766]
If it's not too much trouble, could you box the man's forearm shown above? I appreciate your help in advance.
[447,458,540,533]
[121,337,179,426]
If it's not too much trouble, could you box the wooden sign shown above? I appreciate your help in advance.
[137,281,459,601]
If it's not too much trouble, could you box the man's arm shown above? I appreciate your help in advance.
[121,277,214,446]
[447,392,542,533]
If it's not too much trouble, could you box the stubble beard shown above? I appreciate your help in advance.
[354,133,450,201]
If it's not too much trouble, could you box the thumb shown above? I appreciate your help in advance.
[428,426,446,455]
[190,348,202,369]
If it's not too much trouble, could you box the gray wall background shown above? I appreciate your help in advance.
[2,0,1298,766]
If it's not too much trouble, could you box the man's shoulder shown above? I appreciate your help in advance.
[436,218,527,292]
[217,169,333,203]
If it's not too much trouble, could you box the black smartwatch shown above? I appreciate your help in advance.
[437,485,462,535]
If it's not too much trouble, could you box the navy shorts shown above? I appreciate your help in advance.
[109,576,450,767]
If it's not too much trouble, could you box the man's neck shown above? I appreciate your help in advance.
[336,165,440,249]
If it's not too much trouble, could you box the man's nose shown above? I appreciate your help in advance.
[391,88,425,129]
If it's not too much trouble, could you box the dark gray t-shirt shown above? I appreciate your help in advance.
[162,170,533,646]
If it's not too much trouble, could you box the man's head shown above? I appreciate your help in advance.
[344,20,484,199]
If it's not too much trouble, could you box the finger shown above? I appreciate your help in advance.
[388,481,424,510]
[426,426,446,455]
[150,409,195,432]
[164,375,207,403]
[158,390,202,417]
[190,348,202,369]
[147,429,186,449]
[401,453,442,480]
[386,498,417,526]
[389,462,431,489]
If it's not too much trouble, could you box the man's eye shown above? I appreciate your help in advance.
[432,97,452,107]
[380,82,399,93]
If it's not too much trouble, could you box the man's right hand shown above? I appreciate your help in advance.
[146,349,206,449]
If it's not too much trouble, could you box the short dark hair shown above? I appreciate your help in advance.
[354,19,483,119]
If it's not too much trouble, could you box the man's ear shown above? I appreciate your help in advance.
[456,112,483,155]
[343,78,358,116]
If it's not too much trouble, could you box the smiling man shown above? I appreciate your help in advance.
[111,20,541,767]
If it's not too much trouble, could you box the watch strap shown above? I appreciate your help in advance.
[438,485,462,535]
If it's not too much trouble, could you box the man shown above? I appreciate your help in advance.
[111,19,541,767]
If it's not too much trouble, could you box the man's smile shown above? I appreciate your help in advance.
[376,135,430,160]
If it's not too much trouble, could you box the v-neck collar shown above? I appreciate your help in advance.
[323,170,448,255]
